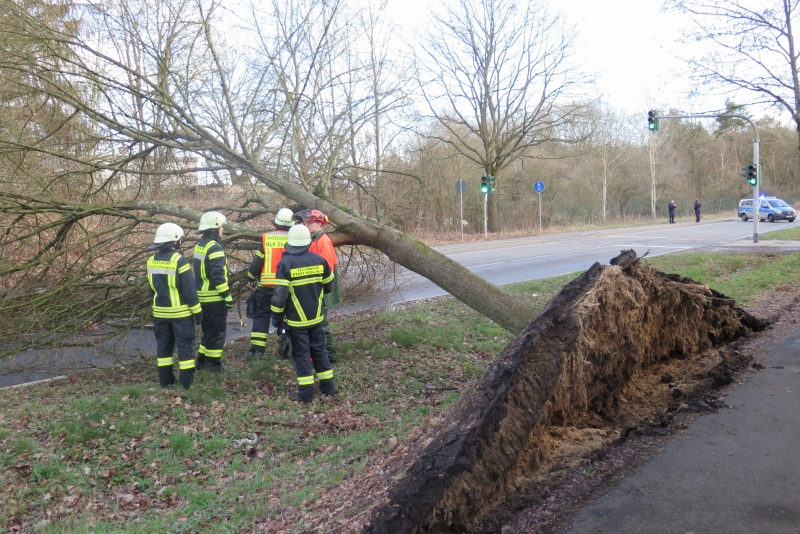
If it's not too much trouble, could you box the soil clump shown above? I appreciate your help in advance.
[362,249,766,534]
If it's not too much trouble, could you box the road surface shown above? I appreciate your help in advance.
[2,217,797,388]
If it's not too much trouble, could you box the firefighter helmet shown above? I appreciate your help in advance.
[293,209,328,226]
[286,224,312,247]
[273,208,295,228]
[196,211,226,233]
[150,223,184,249]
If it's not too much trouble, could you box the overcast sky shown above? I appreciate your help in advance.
[385,0,728,118]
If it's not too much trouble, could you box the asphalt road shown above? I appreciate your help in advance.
[2,216,798,388]
[344,216,800,312]
[563,327,800,534]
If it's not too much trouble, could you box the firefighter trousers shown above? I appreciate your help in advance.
[154,318,195,389]
[289,324,334,403]
[249,287,274,355]
[198,301,227,372]
[321,303,338,363]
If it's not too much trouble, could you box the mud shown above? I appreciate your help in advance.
[364,250,766,534]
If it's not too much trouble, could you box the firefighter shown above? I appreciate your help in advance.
[193,211,233,372]
[271,224,335,403]
[293,209,341,363]
[246,208,294,360]
[146,223,202,389]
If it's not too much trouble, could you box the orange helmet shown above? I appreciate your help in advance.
[293,209,328,226]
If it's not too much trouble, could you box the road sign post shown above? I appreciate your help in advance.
[533,181,545,233]
[455,179,467,242]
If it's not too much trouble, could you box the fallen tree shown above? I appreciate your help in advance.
[365,250,766,533]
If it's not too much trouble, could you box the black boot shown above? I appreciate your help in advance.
[179,368,194,390]
[207,358,225,373]
[158,367,176,387]
[196,354,207,371]
[319,378,335,397]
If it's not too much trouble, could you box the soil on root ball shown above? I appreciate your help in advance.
[363,249,767,534]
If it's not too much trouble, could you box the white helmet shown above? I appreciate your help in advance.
[273,208,294,228]
[150,223,184,249]
[286,224,311,247]
[197,211,226,233]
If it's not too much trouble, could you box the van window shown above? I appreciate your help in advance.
[761,201,770,208]
[741,200,753,206]
[768,200,789,207]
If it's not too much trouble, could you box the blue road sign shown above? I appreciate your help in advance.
[455,179,467,193]
[533,181,545,193]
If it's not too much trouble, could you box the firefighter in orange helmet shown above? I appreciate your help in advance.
[292,209,341,363]
[245,208,294,360]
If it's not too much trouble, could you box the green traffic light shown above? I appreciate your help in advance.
[648,122,656,131]
[748,177,757,186]
[480,184,490,194]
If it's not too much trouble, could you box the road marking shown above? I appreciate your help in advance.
[0,375,67,390]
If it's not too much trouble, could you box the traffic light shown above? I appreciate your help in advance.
[741,163,758,186]
[480,173,494,194]
[647,110,659,131]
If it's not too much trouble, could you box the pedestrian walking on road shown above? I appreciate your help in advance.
[694,200,701,222]
[146,223,202,389]
[668,200,677,224]
[293,209,341,363]
[271,225,335,403]
[193,211,233,372]
[246,208,294,360]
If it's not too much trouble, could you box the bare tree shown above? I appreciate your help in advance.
[666,0,800,179]
[0,0,536,344]
[581,102,630,222]
[417,0,585,232]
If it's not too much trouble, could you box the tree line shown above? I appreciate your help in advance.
[1,0,799,356]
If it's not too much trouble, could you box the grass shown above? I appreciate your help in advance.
[759,225,800,240]
[1,251,799,532]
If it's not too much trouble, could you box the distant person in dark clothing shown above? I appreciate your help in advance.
[668,200,676,224]
[694,200,701,222]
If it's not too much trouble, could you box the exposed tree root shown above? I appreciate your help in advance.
[364,250,766,534]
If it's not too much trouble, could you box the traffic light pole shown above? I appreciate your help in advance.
[483,193,488,238]
[651,113,760,243]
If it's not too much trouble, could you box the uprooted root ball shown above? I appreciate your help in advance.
[365,249,766,534]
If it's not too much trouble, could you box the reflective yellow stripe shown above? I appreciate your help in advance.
[198,345,207,355]
[208,251,225,260]
[270,305,284,314]
[204,349,223,358]
[297,375,314,386]
[286,316,324,328]
[157,357,174,367]
[290,277,324,286]
[290,265,324,277]
[177,263,191,274]
[178,359,195,370]
[168,253,181,309]
[321,272,334,284]
[255,250,265,259]
[215,283,229,292]
[317,370,333,380]
[251,339,267,347]
[152,305,192,319]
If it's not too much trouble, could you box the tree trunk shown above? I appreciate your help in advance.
[133,191,535,334]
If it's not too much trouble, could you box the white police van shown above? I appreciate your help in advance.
[738,196,796,223]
